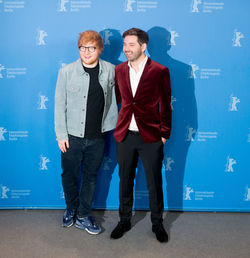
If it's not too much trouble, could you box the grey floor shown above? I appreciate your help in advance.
[0,210,250,258]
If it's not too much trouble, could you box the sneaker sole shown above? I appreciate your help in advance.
[62,221,74,227]
[75,223,101,235]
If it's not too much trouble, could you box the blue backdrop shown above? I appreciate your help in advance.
[0,0,249,211]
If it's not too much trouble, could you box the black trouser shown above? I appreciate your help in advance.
[61,135,105,217]
[116,131,164,226]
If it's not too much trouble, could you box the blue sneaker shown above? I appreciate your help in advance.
[75,216,101,235]
[62,209,76,227]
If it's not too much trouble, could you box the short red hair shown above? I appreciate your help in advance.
[78,30,104,50]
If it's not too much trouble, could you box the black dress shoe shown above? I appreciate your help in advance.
[152,224,168,243]
[110,221,131,239]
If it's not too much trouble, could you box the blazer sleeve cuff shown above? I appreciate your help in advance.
[161,129,171,139]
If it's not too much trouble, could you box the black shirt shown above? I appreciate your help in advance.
[83,62,105,138]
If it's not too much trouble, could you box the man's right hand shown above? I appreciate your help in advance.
[58,140,69,153]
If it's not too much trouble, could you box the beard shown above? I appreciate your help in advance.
[125,49,143,62]
[81,55,99,67]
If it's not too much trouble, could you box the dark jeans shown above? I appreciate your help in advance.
[116,131,164,226]
[61,135,105,217]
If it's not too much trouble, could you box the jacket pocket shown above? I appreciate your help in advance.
[66,85,81,93]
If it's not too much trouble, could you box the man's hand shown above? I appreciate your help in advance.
[58,140,69,153]
[161,137,166,145]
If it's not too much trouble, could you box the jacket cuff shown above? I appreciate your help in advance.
[56,133,68,141]
[161,130,171,139]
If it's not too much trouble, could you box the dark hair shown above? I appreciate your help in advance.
[122,28,149,45]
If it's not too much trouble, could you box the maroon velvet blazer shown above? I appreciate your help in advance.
[114,58,172,143]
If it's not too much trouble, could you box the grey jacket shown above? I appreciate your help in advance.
[55,58,118,141]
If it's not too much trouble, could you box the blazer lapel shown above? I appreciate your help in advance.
[134,58,151,98]
[124,62,133,97]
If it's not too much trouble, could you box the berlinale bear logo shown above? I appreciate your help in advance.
[58,0,69,12]
[232,30,244,47]
[124,0,136,12]
[39,155,50,170]
[37,29,48,46]
[0,185,10,199]
[0,127,7,141]
[191,0,202,13]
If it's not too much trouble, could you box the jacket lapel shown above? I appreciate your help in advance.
[124,62,133,97]
[134,58,151,98]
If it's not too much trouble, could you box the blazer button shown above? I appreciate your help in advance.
[81,122,83,124]
[132,102,136,105]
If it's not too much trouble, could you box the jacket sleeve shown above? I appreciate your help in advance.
[102,64,118,131]
[159,67,172,139]
[54,68,68,141]
[115,67,121,105]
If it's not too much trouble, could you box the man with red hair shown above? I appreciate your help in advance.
[55,30,117,234]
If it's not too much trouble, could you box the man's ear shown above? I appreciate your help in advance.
[141,43,147,52]
[98,48,103,56]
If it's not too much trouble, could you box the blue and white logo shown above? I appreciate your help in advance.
[123,0,158,12]
[189,62,221,79]
[163,157,174,172]
[38,93,48,110]
[169,29,179,46]
[229,94,240,111]
[57,0,69,12]
[36,28,48,46]
[57,0,91,12]
[225,156,236,172]
[124,0,136,12]
[1,0,26,12]
[190,0,202,13]
[103,30,113,45]
[0,65,27,79]
[189,63,199,79]
[0,64,5,78]
[39,155,50,170]
[171,96,176,110]
[184,185,194,200]
[0,185,10,199]
[232,30,244,47]
[244,187,250,201]
[186,127,196,141]
[0,127,7,141]
[191,0,224,13]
